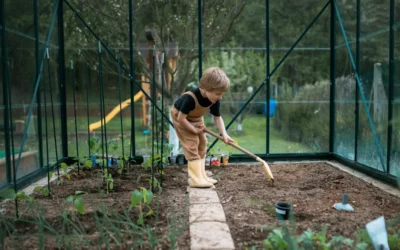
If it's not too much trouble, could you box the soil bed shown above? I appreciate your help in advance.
[0,164,190,249]
[215,162,400,249]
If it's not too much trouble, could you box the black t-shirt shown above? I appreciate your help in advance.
[174,87,221,116]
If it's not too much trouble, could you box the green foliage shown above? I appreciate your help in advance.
[66,191,87,215]
[130,188,154,225]
[103,169,114,194]
[257,221,400,250]
[33,186,50,197]
[61,162,71,181]
[0,188,17,200]
[84,159,92,170]
[274,81,330,151]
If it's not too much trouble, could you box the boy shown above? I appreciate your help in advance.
[171,67,234,188]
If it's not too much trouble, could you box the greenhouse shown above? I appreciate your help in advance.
[0,0,399,249]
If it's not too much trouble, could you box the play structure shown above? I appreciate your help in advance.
[89,91,145,132]
[89,29,179,134]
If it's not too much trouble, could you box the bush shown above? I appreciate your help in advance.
[274,76,389,152]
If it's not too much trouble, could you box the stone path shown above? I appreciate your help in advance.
[188,187,235,250]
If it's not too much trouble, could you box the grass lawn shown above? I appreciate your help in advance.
[3,114,314,164]
[206,115,312,155]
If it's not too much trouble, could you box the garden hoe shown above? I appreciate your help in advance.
[204,128,274,184]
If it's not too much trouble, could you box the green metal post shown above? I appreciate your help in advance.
[34,0,44,169]
[266,0,270,154]
[355,0,360,161]
[47,49,60,176]
[198,0,202,79]
[387,0,395,174]
[43,48,51,194]
[329,0,336,153]
[98,42,109,170]
[85,64,91,157]
[57,0,68,158]
[161,52,165,186]
[128,0,136,156]
[71,59,80,173]
[151,45,156,193]
[117,58,125,160]
[0,0,12,185]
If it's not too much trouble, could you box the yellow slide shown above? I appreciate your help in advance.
[89,92,144,132]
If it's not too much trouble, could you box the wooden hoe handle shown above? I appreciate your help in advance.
[204,128,274,183]
[204,128,257,160]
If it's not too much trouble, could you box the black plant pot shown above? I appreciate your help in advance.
[176,154,185,165]
[275,202,291,220]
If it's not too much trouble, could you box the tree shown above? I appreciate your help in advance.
[61,0,247,103]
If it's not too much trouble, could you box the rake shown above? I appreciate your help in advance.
[204,128,274,184]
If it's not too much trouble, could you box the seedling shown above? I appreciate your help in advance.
[33,186,50,197]
[103,169,114,194]
[66,190,87,215]
[130,187,154,225]
[117,155,129,175]
[0,188,34,204]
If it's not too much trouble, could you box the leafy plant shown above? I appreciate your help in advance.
[33,186,50,197]
[83,159,92,170]
[55,162,71,185]
[66,191,87,215]
[130,187,154,225]
[103,169,114,194]
[117,155,129,175]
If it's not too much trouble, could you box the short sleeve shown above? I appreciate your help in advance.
[174,94,196,114]
[209,101,221,116]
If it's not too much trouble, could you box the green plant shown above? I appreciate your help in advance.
[0,188,35,204]
[103,169,114,194]
[117,155,129,175]
[137,175,161,191]
[89,135,120,158]
[141,153,167,170]
[130,187,154,225]
[83,159,92,170]
[54,162,71,185]
[33,186,50,197]
[66,191,87,215]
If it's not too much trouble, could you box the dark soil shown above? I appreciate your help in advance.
[215,162,400,249]
[0,164,190,250]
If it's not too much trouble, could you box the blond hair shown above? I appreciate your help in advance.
[199,67,230,92]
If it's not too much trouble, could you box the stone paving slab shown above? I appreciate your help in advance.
[190,221,235,250]
[189,187,235,250]
[189,187,220,204]
[190,202,226,223]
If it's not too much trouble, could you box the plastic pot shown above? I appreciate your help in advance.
[275,202,291,220]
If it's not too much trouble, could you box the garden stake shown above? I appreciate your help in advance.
[204,128,274,184]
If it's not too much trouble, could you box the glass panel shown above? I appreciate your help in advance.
[390,10,400,175]
[334,1,357,160]
[132,1,200,156]
[270,0,330,153]
[5,1,40,179]
[356,0,389,171]
[38,0,61,168]
[203,0,266,154]
[0,15,5,186]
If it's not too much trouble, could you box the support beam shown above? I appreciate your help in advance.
[57,0,68,158]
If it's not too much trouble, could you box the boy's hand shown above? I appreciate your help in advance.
[222,133,234,144]
[195,124,205,134]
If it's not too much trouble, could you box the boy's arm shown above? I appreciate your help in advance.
[213,116,234,144]
[177,111,204,134]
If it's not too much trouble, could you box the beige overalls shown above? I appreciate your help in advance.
[171,91,211,161]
